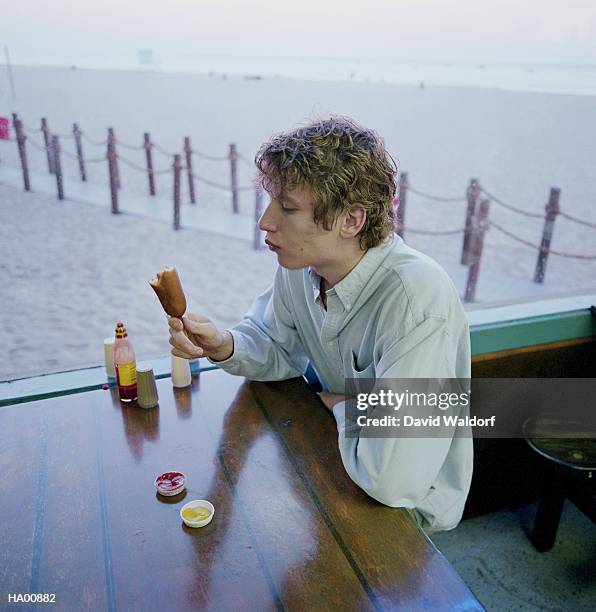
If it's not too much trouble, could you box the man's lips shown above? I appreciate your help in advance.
[265,239,280,251]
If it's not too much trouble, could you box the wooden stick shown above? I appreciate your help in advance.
[184,136,196,204]
[14,119,31,191]
[461,178,480,265]
[144,132,156,196]
[41,117,54,174]
[254,187,264,250]
[107,134,119,214]
[52,135,64,200]
[396,172,408,238]
[229,143,239,214]
[464,199,490,303]
[73,123,86,181]
[534,188,561,284]
[173,154,182,230]
[108,127,120,189]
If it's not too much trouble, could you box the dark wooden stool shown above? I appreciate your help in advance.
[524,416,596,551]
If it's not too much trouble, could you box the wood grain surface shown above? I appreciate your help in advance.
[0,369,483,611]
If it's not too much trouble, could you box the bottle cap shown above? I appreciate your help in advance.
[115,322,128,339]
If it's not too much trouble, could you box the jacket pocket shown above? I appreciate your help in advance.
[350,351,375,378]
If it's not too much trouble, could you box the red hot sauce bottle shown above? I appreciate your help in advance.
[114,322,138,402]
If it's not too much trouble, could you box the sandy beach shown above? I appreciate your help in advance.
[0,183,277,378]
[1,65,595,378]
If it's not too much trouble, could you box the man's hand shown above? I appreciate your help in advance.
[318,391,349,412]
[168,312,234,362]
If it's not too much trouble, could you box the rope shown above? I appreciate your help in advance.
[82,133,108,147]
[26,138,48,152]
[408,186,466,203]
[61,149,106,163]
[559,210,596,230]
[53,132,75,139]
[152,142,176,157]
[187,170,253,192]
[23,126,44,135]
[119,153,172,175]
[187,172,231,191]
[239,153,254,168]
[194,150,230,161]
[405,226,465,236]
[61,149,81,160]
[490,221,596,260]
[118,140,145,151]
[479,186,544,219]
[24,137,106,164]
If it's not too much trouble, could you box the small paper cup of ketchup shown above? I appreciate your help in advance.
[180,500,215,528]
[154,471,186,496]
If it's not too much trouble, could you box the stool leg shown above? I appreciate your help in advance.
[531,490,565,552]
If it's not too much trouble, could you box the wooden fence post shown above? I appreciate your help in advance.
[184,136,196,204]
[173,154,182,230]
[396,172,408,238]
[461,178,480,265]
[229,143,239,214]
[144,132,156,196]
[464,199,490,303]
[108,127,120,189]
[107,134,119,214]
[52,135,64,200]
[73,123,86,182]
[254,187,264,250]
[534,187,561,284]
[14,119,31,191]
[41,117,54,174]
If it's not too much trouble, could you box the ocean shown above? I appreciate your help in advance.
[7,52,596,97]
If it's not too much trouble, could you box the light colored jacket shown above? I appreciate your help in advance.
[212,234,473,531]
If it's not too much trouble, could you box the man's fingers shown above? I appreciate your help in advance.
[167,316,183,332]
[169,332,202,357]
[171,347,196,360]
[182,317,213,336]
[185,313,211,324]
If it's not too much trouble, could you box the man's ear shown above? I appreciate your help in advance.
[340,204,366,239]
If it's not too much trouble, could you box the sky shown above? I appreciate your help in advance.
[2,0,596,65]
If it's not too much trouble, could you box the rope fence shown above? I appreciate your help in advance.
[82,133,108,147]
[2,114,595,298]
[559,210,596,230]
[151,142,176,157]
[489,221,596,261]
[407,186,467,203]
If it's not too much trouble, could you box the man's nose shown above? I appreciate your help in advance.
[258,202,276,232]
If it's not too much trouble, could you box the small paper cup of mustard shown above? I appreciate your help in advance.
[180,500,215,528]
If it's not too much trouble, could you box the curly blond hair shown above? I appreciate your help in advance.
[255,116,397,249]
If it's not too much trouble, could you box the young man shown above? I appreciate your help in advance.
[168,117,472,532]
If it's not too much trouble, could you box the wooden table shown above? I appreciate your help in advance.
[1,369,483,611]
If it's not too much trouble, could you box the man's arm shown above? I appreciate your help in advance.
[206,266,309,381]
[331,314,472,523]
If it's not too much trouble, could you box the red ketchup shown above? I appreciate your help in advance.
[155,471,186,495]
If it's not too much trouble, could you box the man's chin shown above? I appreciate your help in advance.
[275,253,305,270]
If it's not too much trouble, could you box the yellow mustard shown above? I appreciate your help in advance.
[182,507,211,521]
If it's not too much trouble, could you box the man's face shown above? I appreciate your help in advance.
[258,184,341,271]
